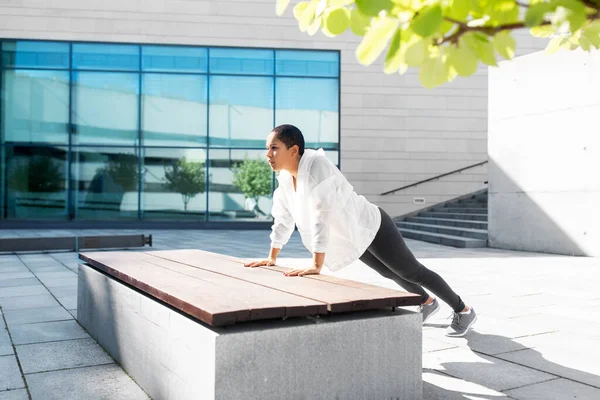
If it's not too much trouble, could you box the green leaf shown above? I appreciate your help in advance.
[298,1,318,32]
[418,49,455,88]
[493,31,516,60]
[579,35,592,51]
[582,21,600,48]
[355,0,393,17]
[404,37,428,66]
[449,0,470,21]
[384,28,403,73]
[293,2,310,20]
[325,7,350,35]
[412,5,443,38]
[545,35,566,54]
[350,8,371,36]
[356,16,399,65]
[448,40,478,76]
[530,25,556,38]
[276,0,290,16]
[464,33,497,67]
[525,3,552,27]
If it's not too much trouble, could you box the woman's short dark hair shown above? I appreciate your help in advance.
[272,124,305,156]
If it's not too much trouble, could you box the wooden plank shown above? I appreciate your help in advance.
[79,252,327,326]
[147,249,421,312]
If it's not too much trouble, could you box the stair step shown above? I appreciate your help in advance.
[444,202,487,208]
[398,228,487,248]
[396,222,488,240]
[404,217,488,230]
[419,212,488,221]
[435,207,488,214]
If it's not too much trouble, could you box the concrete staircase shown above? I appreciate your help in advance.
[395,190,488,248]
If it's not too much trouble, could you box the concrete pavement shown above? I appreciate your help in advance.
[1,229,599,399]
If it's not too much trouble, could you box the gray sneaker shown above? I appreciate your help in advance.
[446,308,477,337]
[420,298,440,324]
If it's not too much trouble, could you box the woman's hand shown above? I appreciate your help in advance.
[244,257,276,268]
[284,265,322,277]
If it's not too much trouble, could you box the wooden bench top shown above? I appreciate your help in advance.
[79,249,421,327]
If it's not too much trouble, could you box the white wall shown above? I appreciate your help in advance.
[488,49,600,256]
[0,1,548,217]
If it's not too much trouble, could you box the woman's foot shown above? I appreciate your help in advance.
[445,307,477,337]
[420,298,440,324]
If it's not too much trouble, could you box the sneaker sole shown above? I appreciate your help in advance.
[445,314,478,338]
[422,304,440,325]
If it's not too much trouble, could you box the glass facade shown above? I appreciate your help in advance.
[0,40,340,223]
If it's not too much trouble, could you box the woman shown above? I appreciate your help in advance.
[244,124,477,337]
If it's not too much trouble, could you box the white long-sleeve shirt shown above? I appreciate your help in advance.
[269,149,382,271]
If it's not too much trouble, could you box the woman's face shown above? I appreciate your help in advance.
[265,131,299,172]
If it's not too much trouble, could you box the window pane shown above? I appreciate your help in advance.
[2,70,69,144]
[142,74,207,146]
[209,48,273,75]
[2,41,70,69]
[72,72,139,145]
[4,145,68,219]
[142,45,208,73]
[209,76,273,147]
[72,147,139,219]
[208,149,273,221]
[72,43,139,71]
[275,78,339,148]
[275,50,339,77]
[141,147,207,220]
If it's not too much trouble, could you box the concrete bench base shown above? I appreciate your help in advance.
[78,264,423,400]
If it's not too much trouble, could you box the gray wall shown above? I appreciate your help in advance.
[0,1,546,217]
[488,49,600,256]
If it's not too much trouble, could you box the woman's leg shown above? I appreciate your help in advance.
[367,208,466,313]
[359,249,430,303]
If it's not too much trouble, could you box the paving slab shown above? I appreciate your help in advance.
[504,378,600,400]
[48,286,76,298]
[0,355,24,392]
[423,371,515,400]
[37,277,77,288]
[496,342,600,388]
[4,307,73,326]
[0,286,49,299]
[17,338,113,374]
[0,325,13,356]
[55,296,77,310]
[422,347,556,392]
[0,294,61,311]
[0,389,29,400]
[10,320,89,345]
[0,278,40,289]
[26,363,150,400]
[0,273,34,281]
[67,309,77,319]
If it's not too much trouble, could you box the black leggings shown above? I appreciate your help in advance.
[359,208,466,313]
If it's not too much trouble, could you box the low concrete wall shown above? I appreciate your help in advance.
[77,264,423,400]
[488,49,600,256]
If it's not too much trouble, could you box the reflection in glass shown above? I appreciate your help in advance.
[275,50,339,77]
[141,148,207,219]
[142,45,208,73]
[4,146,68,219]
[2,70,70,144]
[1,41,70,69]
[142,74,207,146]
[208,149,272,221]
[72,72,139,145]
[276,77,339,149]
[209,76,273,147]
[72,43,139,71]
[72,147,139,219]
[209,48,273,75]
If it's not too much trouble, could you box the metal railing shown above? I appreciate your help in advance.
[381,160,488,196]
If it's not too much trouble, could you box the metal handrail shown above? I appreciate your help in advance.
[381,160,488,196]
